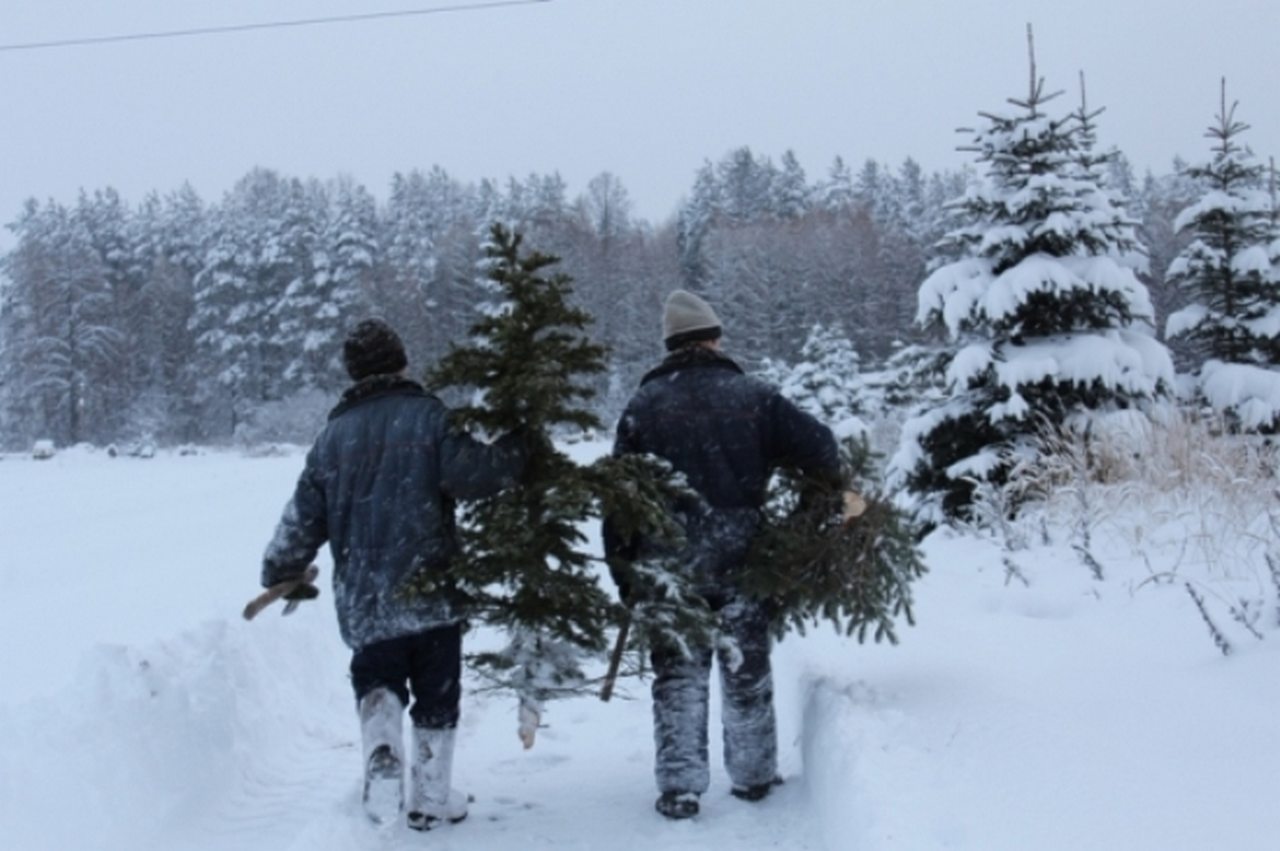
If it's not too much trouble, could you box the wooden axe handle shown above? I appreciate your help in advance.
[599,614,631,702]
[242,565,319,621]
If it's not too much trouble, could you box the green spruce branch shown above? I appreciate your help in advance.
[745,436,927,643]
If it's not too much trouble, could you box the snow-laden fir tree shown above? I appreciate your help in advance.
[889,33,1172,524]
[0,199,120,447]
[426,224,707,736]
[861,342,950,418]
[190,169,315,439]
[1165,81,1280,432]
[818,156,857,215]
[1069,73,1148,273]
[758,324,870,441]
[277,178,375,391]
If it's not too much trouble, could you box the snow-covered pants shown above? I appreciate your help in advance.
[650,597,776,795]
[349,623,462,729]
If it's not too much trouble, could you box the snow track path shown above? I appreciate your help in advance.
[1,448,826,851]
[1,610,826,851]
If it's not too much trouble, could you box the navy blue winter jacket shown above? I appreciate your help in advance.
[262,376,525,649]
[607,347,840,599]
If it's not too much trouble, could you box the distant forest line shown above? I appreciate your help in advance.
[0,145,1204,450]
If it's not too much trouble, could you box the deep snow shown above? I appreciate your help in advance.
[2,442,1277,850]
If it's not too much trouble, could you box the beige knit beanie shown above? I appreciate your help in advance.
[662,290,722,350]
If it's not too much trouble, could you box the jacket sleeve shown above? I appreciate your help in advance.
[599,409,640,568]
[767,391,842,486]
[438,418,528,501]
[261,444,328,587]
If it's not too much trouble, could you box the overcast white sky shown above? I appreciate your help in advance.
[2,0,1278,239]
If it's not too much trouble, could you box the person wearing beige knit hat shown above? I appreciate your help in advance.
[605,290,840,821]
[661,289,722,351]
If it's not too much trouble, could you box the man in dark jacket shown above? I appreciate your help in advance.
[261,318,525,830]
[608,290,840,820]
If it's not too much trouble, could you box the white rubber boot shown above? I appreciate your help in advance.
[406,727,469,831]
[358,688,404,824]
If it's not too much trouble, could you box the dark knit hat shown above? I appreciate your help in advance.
[342,318,408,381]
[662,290,722,351]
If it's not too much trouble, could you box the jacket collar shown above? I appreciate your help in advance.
[329,374,428,420]
[640,346,744,386]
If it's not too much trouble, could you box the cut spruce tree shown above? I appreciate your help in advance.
[745,435,926,644]
[424,223,709,735]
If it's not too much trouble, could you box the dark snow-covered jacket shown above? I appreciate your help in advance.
[262,376,524,649]
[607,347,839,599]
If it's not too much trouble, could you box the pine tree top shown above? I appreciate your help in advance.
[429,224,607,438]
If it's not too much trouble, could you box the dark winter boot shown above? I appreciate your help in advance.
[406,726,469,831]
[731,775,783,802]
[358,688,405,824]
[655,791,700,820]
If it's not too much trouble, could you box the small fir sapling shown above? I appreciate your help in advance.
[744,435,927,644]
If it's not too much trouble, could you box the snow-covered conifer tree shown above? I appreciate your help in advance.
[191,169,312,438]
[0,200,119,447]
[772,150,811,220]
[766,324,869,441]
[717,146,775,224]
[676,162,720,289]
[818,156,856,215]
[382,170,439,308]
[1165,81,1280,431]
[380,166,482,364]
[74,188,149,441]
[277,178,375,390]
[890,34,1172,523]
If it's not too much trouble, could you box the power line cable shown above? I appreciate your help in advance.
[0,0,552,53]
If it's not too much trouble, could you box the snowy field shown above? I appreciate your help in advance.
[2,441,1278,850]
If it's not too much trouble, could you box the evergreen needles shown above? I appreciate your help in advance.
[744,436,927,643]
[424,224,701,716]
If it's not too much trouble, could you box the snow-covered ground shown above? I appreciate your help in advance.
[2,441,1277,850]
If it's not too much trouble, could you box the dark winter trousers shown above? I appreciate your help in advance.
[349,623,462,729]
[650,597,777,795]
